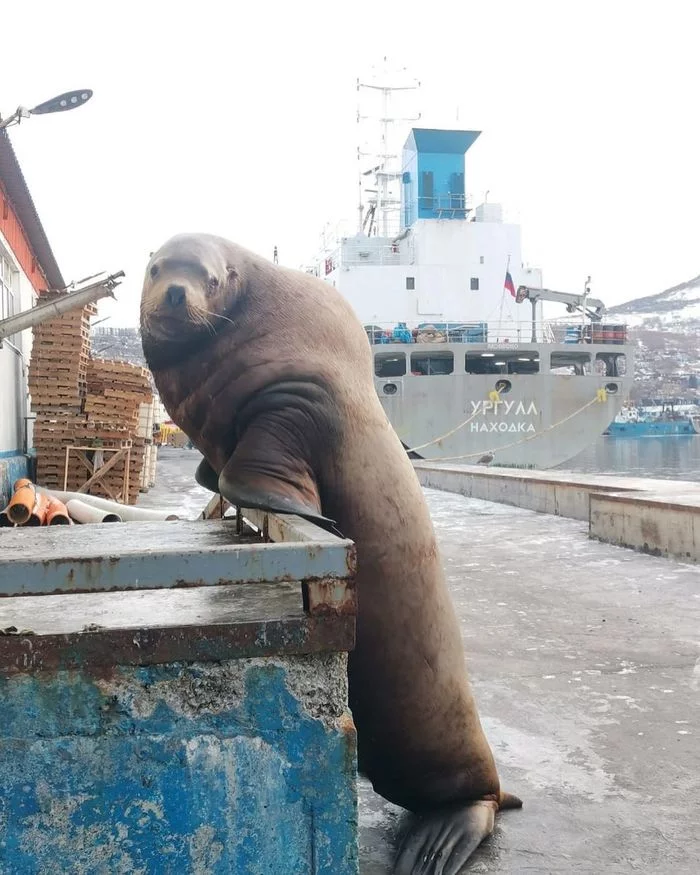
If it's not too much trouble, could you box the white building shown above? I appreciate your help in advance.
[0,130,64,505]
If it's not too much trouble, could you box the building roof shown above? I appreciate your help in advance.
[0,130,65,290]
[404,128,481,155]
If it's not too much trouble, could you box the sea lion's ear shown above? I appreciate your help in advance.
[226,266,238,287]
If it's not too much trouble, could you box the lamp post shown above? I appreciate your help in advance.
[0,89,93,131]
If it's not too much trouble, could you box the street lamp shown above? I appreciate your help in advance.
[0,89,93,131]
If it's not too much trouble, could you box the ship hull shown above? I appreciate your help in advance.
[371,341,633,469]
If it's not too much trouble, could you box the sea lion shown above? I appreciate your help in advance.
[140,233,522,874]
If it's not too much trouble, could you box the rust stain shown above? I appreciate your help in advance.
[303,578,357,617]
[0,616,356,678]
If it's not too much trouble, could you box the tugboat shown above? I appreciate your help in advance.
[605,403,700,437]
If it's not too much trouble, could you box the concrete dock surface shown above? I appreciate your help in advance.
[142,449,700,873]
[414,462,700,563]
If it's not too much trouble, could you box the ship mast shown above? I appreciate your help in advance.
[356,59,421,238]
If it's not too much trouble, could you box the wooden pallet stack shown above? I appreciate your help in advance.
[83,359,153,505]
[28,296,97,488]
[29,303,156,505]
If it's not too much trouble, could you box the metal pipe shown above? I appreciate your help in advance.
[66,498,121,524]
[38,487,179,521]
[0,272,124,344]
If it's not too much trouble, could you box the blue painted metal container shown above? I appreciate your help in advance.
[0,509,359,874]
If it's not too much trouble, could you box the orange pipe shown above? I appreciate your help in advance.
[45,495,72,526]
[27,492,50,527]
[6,481,36,525]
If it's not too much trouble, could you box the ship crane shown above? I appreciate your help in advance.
[516,278,606,342]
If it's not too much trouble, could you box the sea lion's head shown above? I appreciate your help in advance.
[140,233,243,346]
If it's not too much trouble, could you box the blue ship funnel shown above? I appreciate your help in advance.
[401,128,481,228]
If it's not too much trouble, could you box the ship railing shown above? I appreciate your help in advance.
[416,193,473,218]
[339,240,413,267]
[363,320,630,346]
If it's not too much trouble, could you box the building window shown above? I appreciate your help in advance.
[406,276,415,290]
[1,251,18,320]
[479,256,485,264]
[470,277,479,291]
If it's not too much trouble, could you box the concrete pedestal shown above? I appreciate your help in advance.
[0,511,358,874]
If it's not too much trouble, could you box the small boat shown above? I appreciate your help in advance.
[605,404,700,437]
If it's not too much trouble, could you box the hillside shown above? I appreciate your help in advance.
[91,327,147,367]
[607,274,700,402]
[609,274,700,330]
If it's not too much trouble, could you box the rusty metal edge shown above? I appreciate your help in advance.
[0,616,356,677]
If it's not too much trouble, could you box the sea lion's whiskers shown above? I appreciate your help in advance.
[201,309,235,327]
[187,305,216,335]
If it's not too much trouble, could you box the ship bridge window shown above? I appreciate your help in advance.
[595,352,627,377]
[466,352,540,375]
[406,276,415,290]
[375,353,407,378]
[550,351,592,375]
[411,351,454,376]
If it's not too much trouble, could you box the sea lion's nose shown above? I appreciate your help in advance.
[166,285,186,308]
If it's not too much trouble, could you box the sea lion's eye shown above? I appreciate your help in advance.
[150,264,159,278]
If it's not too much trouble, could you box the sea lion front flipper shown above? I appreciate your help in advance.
[195,457,220,493]
[217,419,336,529]
[393,800,497,875]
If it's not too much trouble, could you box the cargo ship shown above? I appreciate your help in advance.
[304,64,635,468]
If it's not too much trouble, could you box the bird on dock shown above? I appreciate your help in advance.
[476,452,495,465]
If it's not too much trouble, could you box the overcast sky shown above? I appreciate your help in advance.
[3,0,698,327]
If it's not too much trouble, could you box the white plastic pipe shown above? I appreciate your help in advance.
[66,498,122,524]
[37,487,179,521]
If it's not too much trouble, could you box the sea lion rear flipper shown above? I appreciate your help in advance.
[195,457,220,493]
[217,423,336,529]
[393,800,497,875]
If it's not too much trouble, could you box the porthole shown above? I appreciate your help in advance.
[495,379,512,395]
[383,383,398,396]
[605,382,619,394]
